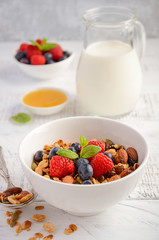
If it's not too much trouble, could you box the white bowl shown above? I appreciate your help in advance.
[14,52,75,80]
[19,116,148,216]
[21,87,69,116]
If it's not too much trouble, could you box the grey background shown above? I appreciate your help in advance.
[0,0,158,41]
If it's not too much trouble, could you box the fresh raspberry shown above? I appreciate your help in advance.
[90,153,113,178]
[19,43,29,51]
[87,141,105,153]
[50,155,75,178]
[49,45,63,61]
[36,39,42,45]
[30,55,46,65]
[26,45,42,59]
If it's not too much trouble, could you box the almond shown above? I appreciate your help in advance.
[127,147,138,162]
[108,175,120,182]
[118,149,128,164]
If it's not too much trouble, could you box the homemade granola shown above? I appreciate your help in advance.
[31,136,139,185]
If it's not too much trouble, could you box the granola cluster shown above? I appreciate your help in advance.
[31,138,139,184]
[5,205,77,239]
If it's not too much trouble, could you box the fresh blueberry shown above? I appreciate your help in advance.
[128,158,136,167]
[103,152,113,160]
[33,150,44,162]
[63,51,70,57]
[82,180,93,184]
[56,54,67,62]
[70,142,81,154]
[15,51,26,61]
[78,163,93,180]
[49,147,61,159]
[75,158,89,169]
[46,59,55,64]
[19,57,30,64]
[68,146,76,152]
[44,52,53,62]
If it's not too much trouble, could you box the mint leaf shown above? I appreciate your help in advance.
[81,145,101,159]
[80,136,89,148]
[42,43,57,51]
[57,149,79,160]
[30,40,42,50]
[42,37,47,45]
[11,113,31,123]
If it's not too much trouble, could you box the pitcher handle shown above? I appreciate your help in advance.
[134,20,146,60]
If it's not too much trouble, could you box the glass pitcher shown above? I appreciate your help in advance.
[76,6,146,117]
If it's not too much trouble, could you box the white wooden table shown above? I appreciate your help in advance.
[0,40,159,240]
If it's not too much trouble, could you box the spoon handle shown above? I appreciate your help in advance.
[0,146,14,188]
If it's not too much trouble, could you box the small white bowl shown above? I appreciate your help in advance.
[19,116,148,216]
[21,87,69,115]
[14,51,75,80]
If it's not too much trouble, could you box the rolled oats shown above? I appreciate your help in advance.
[21,220,32,230]
[43,222,55,233]
[32,214,46,222]
[35,205,44,210]
[6,211,13,217]
[19,193,33,203]
[43,235,53,240]
[34,233,43,238]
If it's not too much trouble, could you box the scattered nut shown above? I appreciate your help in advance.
[108,175,121,182]
[43,235,53,240]
[69,224,78,232]
[32,214,46,222]
[15,210,22,214]
[6,218,11,225]
[10,211,20,227]
[43,222,55,233]
[15,222,22,235]
[64,228,72,235]
[21,220,32,230]
[34,233,43,238]
[64,224,77,235]
[35,205,44,210]
[6,211,13,217]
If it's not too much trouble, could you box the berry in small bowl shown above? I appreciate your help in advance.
[14,38,74,80]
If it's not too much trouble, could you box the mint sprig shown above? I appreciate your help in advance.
[11,113,31,123]
[30,37,57,51]
[57,136,101,160]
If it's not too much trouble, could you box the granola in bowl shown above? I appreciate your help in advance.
[31,136,139,185]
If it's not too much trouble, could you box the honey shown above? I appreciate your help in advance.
[23,89,67,108]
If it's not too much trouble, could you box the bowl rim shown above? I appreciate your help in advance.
[19,116,149,188]
[14,51,75,67]
[20,87,69,110]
